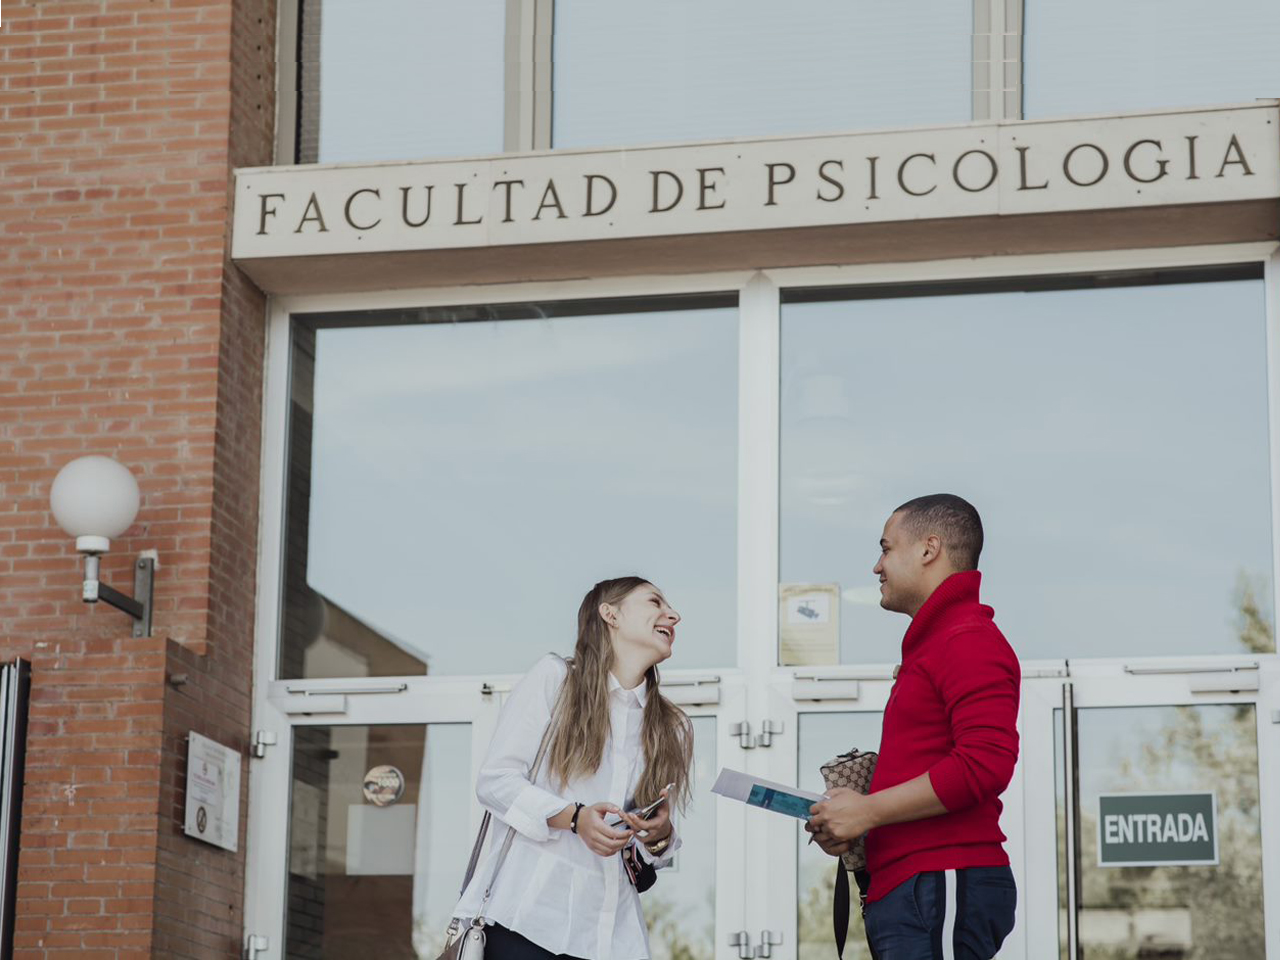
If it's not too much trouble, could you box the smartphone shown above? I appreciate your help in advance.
[607,783,675,829]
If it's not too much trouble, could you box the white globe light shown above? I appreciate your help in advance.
[50,455,141,553]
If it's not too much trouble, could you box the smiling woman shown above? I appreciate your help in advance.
[278,295,739,680]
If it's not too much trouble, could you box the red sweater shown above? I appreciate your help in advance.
[864,570,1020,902]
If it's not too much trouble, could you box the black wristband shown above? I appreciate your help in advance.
[569,802,585,834]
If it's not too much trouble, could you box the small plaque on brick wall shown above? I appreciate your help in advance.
[184,732,241,852]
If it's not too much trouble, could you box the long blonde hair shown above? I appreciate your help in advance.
[545,577,694,809]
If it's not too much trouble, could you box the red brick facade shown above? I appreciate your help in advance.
[0,0,275,954]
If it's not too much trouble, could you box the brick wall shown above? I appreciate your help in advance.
[0,0,275,954]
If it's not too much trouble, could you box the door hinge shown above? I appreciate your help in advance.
[755,930,783,958]
[251,730,278,759]
[1271,709,1280,724]
[730,720,783,748]
[243,934,269,959]
[729,931,752,959]
[757,719,784,747]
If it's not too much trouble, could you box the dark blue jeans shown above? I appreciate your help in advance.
[863,867,1017,960]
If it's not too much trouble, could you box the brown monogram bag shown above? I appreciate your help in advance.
[818,748,877,959]
[818,748,878,872]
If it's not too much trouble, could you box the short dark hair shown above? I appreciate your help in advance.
[893,494,984,571]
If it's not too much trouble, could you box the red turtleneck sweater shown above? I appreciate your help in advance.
[864,570,1021,902]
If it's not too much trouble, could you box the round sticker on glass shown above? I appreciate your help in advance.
[363,765,405,806]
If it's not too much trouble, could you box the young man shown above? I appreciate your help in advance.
[808,494,1020,960]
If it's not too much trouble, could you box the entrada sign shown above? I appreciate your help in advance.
[232,103,1279,261]
[1097,792,1218,868]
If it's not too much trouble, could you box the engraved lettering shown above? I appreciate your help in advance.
[1016,146,1049,191]
[257,193,285,235]
[295,192,328,233]
[1123,139,1168,184]
[492,179,524,223]
[765,162,795,206]
[897,153,936,196]
[952,150,998,193]
[343,188,381,230]
[697,167,726,210]
[399,186,434,227]
[817,160,845,202]
[1216,134,1254,177]
[583,174,617,217]
[1063,143,1109,187]
[534,179,567,220]
[454,183,483,225]
[649,170,684,213]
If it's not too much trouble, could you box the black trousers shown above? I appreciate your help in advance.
[485,923,588,960]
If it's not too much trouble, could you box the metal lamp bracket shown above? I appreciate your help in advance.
[82,552,155,638]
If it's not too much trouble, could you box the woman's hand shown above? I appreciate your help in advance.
[575,803,635,858]
[619,786,672,845]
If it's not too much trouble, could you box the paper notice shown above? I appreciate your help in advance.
[779,583,840,666]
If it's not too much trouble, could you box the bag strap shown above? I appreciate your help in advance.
[833,865,850,960]
[457,678,567,913]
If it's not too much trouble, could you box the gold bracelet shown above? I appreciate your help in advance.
[644,834,671,856]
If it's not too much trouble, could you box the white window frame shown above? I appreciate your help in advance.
[245,240,1280,960]
[271,0,1022,164]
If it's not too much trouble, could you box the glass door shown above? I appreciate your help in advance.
[1022,661,1280,960]
[246,673,749,960]
[756,673,896,960]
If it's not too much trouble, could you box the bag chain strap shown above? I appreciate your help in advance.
[451,686,565,935]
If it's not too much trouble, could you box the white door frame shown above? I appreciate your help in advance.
[245,240,1280,959]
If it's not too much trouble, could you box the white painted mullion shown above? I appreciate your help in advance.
[1266,249,1280,673]
[737,272,781,679]
[243,299,295,960]
[735,272,781,954]
[1261,249,1280,960]
[272,0,300,164]
[972,0,1024,122]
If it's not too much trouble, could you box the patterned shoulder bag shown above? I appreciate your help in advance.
[819,748,878,960]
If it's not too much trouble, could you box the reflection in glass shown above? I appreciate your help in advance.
[282,299,739,678]
[286,724,472,959]
[1024,0,1280,119]
[644,716,717,960]
[1055,705,1265,959]
[552,0,970,149]
[797,713,883,960]
[780,277,1274,664]
[296,0,504,163]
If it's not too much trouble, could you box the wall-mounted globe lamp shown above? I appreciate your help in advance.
[49,456,155,637]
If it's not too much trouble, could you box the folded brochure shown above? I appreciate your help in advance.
[711,767,825,821]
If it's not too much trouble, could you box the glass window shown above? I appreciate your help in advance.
[282,297,739,679]
[296,0,505,164]
[552,0,972,150]
[1024,0,1280,119]
[780,272,1275,664]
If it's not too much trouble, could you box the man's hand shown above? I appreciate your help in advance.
[804,819,852,857]
[808,787,879,842]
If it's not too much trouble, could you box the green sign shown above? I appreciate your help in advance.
[1097,792,1217,867]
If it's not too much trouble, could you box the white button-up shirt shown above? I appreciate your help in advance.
[454,655,680,960]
